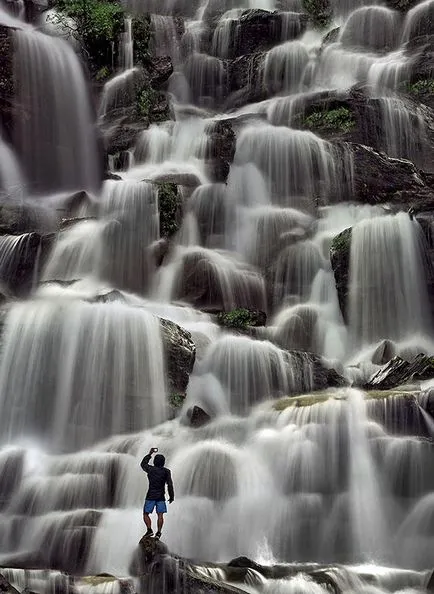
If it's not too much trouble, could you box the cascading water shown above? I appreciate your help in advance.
[13,28,100,194]
[0,0,434,591]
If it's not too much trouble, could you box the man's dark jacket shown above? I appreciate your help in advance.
[141,453,174,502]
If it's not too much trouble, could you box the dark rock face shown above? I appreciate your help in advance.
[160,318,196,397]
[347,143,433,204]
[0,26,14,142]
[187,405,211,427]
[364,353,434,390]
[0,574,20,594]
[199,120,236,183]
[330,227,352,321]
[98,62,172,156]
[0,232,55,297]
[225,52,266,109]
[231,9,306,59]
[288,350,348,392]
[130,536,245,593]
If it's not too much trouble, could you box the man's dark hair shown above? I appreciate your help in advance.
[154,454,165,468]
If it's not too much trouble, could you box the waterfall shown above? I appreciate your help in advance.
[0,0,433,587]
[0,300,167,452]
[348,212,433,350]
[13,29,100,194]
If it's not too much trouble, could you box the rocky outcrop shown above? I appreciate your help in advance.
[347,142,434,205]
[160,318,196,398]
[288,350,348,393]
[186,405,212,427]
[330,227,352,321]
[0,574,20,594]
[200,120,236,183]
[154,183,182,238]
[225,52,266,110]
[364,353,434,390]
[0,26,14,142]
[231,9,306,59]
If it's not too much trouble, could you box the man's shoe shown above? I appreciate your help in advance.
[145,528,153,537]
[155,531,162,540]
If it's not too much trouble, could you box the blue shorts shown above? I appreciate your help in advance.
[144,500,167,514]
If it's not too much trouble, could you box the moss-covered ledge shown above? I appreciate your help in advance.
[303,107,356,134]
[330,227,352,321]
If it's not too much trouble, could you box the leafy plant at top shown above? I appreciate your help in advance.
[53,0,124,40]
[49,0,124,69]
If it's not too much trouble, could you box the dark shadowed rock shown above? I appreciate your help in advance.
[0,232,56,297]
[0,574,20,594]
[149,172,202,188]
[330,227,352,321]
[129,536,169,576]
[347,143,433,204]
[160,318,196,396]
[187,405,211,427]
[364,354,434,390]
[0,448,24,511]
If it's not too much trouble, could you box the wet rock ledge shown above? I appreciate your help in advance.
[2,536,434,594]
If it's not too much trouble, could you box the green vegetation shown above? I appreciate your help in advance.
[95,66,111,82]
[217,308,263,330]
[169,392,185,409]
[302,0,332,28]
[137,86,169,122]
[330,227,352,255]
[49,0,124,71]
[157,183,179,238]
[406,79,434,95]
[304,107,355,134]
[132,15,152,67]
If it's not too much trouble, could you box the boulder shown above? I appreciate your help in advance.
[330,227,352,321]
[225,52,266,110]
[199,120,236,183]
[290,89,434,168]
[130,537,245,593]
[287,350,348,392]
[364,353,434,390]
[0,232,56,297]
[160,318,196,397]
[187,405,211,427]
[347,143,434,205]
[148,172,202,188]
[231,9,307,59]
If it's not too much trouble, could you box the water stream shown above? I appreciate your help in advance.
[0,0,433,591]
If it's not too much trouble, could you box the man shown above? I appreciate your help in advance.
[141,447,174,539]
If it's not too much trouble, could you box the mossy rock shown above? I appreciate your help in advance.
[302,0,332,29]
[132,14,151,67]
[330,227,352,322]
[273,389,417,411]
[154,182,180,238]
[217,308,266,330]
[303,107,356,134]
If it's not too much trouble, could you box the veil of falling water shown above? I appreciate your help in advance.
[0,0,434,590]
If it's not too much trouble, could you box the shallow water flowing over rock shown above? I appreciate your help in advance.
[0,0,433,591]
